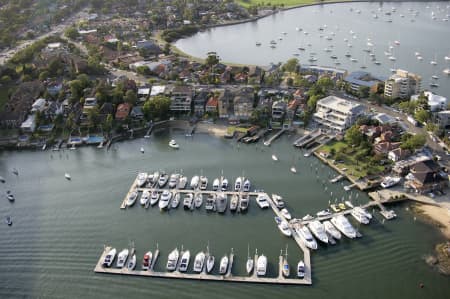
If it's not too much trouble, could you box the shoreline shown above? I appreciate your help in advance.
[414,203,450,240]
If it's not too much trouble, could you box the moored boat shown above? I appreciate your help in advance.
[239,194,249,211]
[199,176,208,190]
[150,191,159,206]
[126,191,138,207]
[282,256,290,277]
[178,250,190,272]
[221,178,229,191]
[158,190,172,210]
[193,251,206,273]
[256,254,267,276]
[243,179,251,192]
[171,192,180,208]
[190,175,200,189]
[308,220,329,243]
[229,194,239,212]
[158,172,169,188]
[127,254,136,270]
[136,172,148,187]
[140,190,151,205]
[323,220,342,240]
[212,178,220,191]
[194,193,203,208]
[331,215,357,238]
[271,194,285,209]
[316,209,331,217]
[234,177,242,191]
[281,208,292,220]
[142,251,153,270]
[166,248,179,271]
[169,139,179,149]
[275,216,291,237]
[116,249,129,268]
[297,260,305,278]
[219,255,229,274]
[216,193,228,213]
[256,194,270,209]
[168,173,180,188]
[294,224,318,250]
[177,175,188,189]
[183,193,194,210]
[380,176,401,188]
[351,208,370,224]
[103,248,117,267]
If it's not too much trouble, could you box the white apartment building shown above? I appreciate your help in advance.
[384,69,421,99]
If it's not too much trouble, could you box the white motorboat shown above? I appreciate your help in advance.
[169,140,179,149]
[221,178,228,191]
[331,215,357,238]
[272,154,278,161]
[142,251,152,270]
[271,194,285,209]
[7,193,14,202]
[194,193,203,208]
[256,194,270,209]
[140,146,145,153]
[126,191,138,207]
[65,173,71,180]
[256,255,267,276]
[282,256,290,278]
[316,209,331,217]
[166,248,179,271]
[193,251,206,273]
[275,216,292,237]
[353,206,372,219]
[297,260,305,278]
[243,179,251,192]
[308,220,329,243]
[219,255,229,274]
[216,193,227,213]
[177,175,187,189]
[103,248,117,267]
[150,191,159,206]
[290,166,297,173]
[239,194,249,211]
[178,250,190,272]
[302,214,314,221]
[127,254,136,270]
[206,254,215,273]
[351,208,370,224]
[380,176,401,188]
[190,175,199,189]
[158,172,169,188]
[183,193,194,210]
[234,177,242,191]
[199,176,208,190]
[171,192,180,208]
[294,224,318,250]
[136,172,148,187]
[150,171,159,186]
[281,208,292,220]
[140,190,151,205]
[116,249,129,268]
[344,201,354,208]
[205,193,216,211]
[323,220,342,240]
[168,173,180,188]
[212,178,220,191]
[158,190,172,210]
[229,194,239,212]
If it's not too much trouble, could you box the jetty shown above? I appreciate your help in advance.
[293,129,322,148]
[263,128,287,146]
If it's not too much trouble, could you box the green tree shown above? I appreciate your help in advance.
[401,133,426,151]
[345,125,364,146]
[282,58,299,73]
[307,94,320,110]
[69,79,84,103]
[142,95,171,120]
[358,86,370,98]
[205,51,219,68]
[124,90,137,105]
[103,113,113,133]
[64,26,79,40]
[414,109,430,124]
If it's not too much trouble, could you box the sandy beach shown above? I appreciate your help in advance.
[418,203,450,240]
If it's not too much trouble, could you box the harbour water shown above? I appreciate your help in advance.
[0,131,449,298]
[175,1,450,98]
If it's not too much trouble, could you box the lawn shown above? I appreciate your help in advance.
[227,126,250,134]
[236,0,348,8]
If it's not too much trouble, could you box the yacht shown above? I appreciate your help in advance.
[271,194,285,209]
[246,246,253,275]
[256,194,270,209]
[140,190,151,206]
[65,173,71,180]
[171,192,180,208]
[432,75,439,80]
[294,224,318,250]
[102,248,117,267]
[168,173,180,188]
[194,193,203,208]
[178,250,190,272]
[380,176,401,188]
[444,68,450,75]
[256,255,267,276]
[353,206,372,220]
[142,251,152,270]
[302,214,314,221]
[256,42,261,46]
[316,209,331,217]
[199,176,208,190]
[234,177,242,191]
[308,220,329,243]
[206,253,215,273]
[272,154,278,161]
[193,251,206,273]
[331,215,357,239]
[281,208,292,220]
[150,171,159,186]
[242,179,251,192]
[183,193,194,210]
[220,178,229,191]
[140,146,144,153]
[297,260,305,278]
[127,254,136,270]
[177,175,188,189]
[126,191,138,207]
[150,191,159,206]
[219,255,229,274]
[216,193,228,213]
[7,193,14,202]
[190,175,200,189]
[351,208,370,224]
[158,172,169,188]
[168,140,179,149]
[116,249,129,268]
[229,194,239,212]
[205,193,216,211]
[158,190,172,210]
[212,178,220,191]
[290,166,297,173]
[323,220,342,240]
[136,172,148,187]
[282,256,290,277]
[239,194,249,211]
[275,216,292,237]
[166,248,179,271]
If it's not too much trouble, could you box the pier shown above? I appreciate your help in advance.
[263,128,287,146]
[293,129,322,148]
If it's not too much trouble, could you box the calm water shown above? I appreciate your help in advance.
[0,130,449,298]
[176,1,450,98]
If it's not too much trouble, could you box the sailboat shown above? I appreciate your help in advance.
[282,246,290,278]
[272,154,278,161]
[430,54,438,65]
[246,244,254,275]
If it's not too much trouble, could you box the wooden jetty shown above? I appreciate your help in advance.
[263,128,287,146]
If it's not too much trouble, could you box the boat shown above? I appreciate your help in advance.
[142,251,152,270]
[158,172,169,188]
[168,140,179,149]
[177,175,188,189]
[275,216,291,237]
[394,40,400,45]
[316,209,331,217]
[116,249,129,268]
[219,255,229,274]
[338,203,346,210]
[388,56,396,61]
[234,177,242,191]
[380,176,401,188]
[255,42,261,46]
[178,250,190,272]
[323,220,341,240]
[65,173,71,180]
[256,255,267,276]
[127,254,136,270]
[205,193,216,211]
[239,194,249,211]
[190,175,200,189]
[183,193,194,210]
[330,204,340,212]
[302,214,314,221]
[0,176,5,183]
[126,191,138,207]
[7,193,14,202]
[444,68,450,75]
[281,208,292,220]
[430,82,439,88]
[220,178,228,191]
[242,179,251,192]
[297,260,305,278]
[140,146,144,153]
[150,191,159,206]
[351,208,370,224]
[199,176,208,190]
[432,75,439,80]
[308,220,329,243]
[102,248,117,267]
[158,190,172,210]
[246,245,253,275]
[354,206,372,220]
[194,193,203,208]
[294,224,318,250]
[216,193,227,213]
[136,172,148,187]
[290,166,297,173]
[344,201,354,208]
[229,194,239,211]
[271,194,285,209]
[150,171,159,186]
[168,173,180,188]
[212,178,220,191]
[256,194,270,209]
[331,215,357,239]
[171,192,180,208]
[282,250,289,277]
[193,251,206,273]
[140,190,151,205]
[271,154,278,161]
[166,248,179,271]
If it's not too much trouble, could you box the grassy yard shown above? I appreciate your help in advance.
[227,126,250,134]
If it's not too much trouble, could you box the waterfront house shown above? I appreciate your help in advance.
[411,91,448,112]
[388,148,411,162]
[344,71,384,93]
[205,96,219,114]
[384,69,421,99]
[193,89,209,116]
[272,100,287,121]
[20,114,36,133]
[437,110,450,130]
[115,103,132,120]
[233,95,253,120]
[405,160,448,194]
[169,85,192,112]
[150,85,166,98]
[218,89,233,119]
[137,87,150,102]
